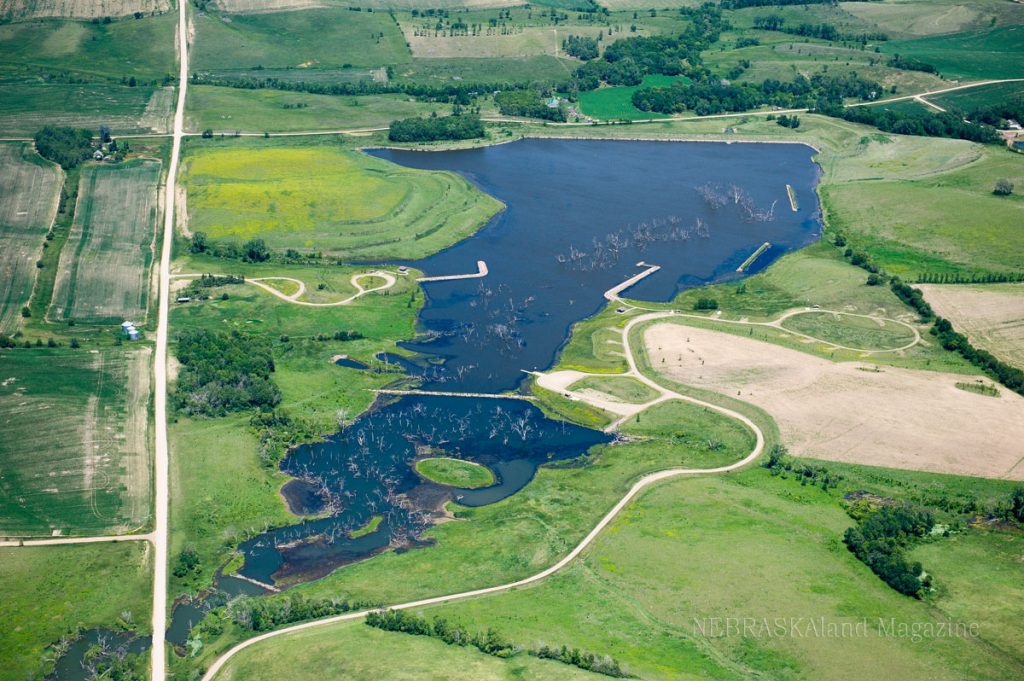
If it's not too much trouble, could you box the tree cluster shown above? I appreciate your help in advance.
[562,34,599,60]
[173,329,281,416]
[250,409,321,466]
[33,126,94,169]
[693,297,719,310]
[843,505,934,597]
[886,54,937,74]
[179,273,245,301]
[365,610,631,677]
[494,90,567,121]
[388,113,485,142]
[753,15,887,42]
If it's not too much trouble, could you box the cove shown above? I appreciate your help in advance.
[227,139,822,591]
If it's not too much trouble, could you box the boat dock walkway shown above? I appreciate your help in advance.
[604,262,661,301]
[418,260,489,283]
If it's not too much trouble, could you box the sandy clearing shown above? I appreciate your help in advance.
[918,284,1024,369]
[645,322,1024,480]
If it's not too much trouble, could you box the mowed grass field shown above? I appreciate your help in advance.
[0,12,177,80]
[0,542,152,681]
[0,82,174,136]
[822,144,1024,278]
[577,75,682,121]
[191,8,411,73]
[185,85,445,133]
[0,143,61,335]
[220,467,1024,681]
[181,139,501,259]
[880,25,1024,80]
[50,159,161,324]
[0,347,151,536]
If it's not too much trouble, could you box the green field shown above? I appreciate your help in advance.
[780,311,918,351]
[0,12,177,80]
[181,138,501,259]
[186,85,446,133]
[416,457,496,489]
[393,55,578,85]
[0,143,60,335]
[49,159,161,324]
[220,465,1024,680]
[0,347,152,536]
[927,80,1024,112]
[216,620,606,681]
[568,375,660,404]
[880,26,1024,80]
[577,75,683,121]
[191,8,410,73]
[0,82,174,136]
[0,542,152,681]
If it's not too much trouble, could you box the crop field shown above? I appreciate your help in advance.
[185,85,444,133]
[880,26,1024,80]
[0,0,169,21]
[577,75,682,121]
[191,8,411,72]
[0,542,152,681]
[213,0,524,11]
[0,82,173,136]
[0,347,152,536]
[0,11,177,80]
[180,140,501,259]
[228,467,1023,680]
[927,80,1024,112]
[645,321,1024,479]
[50,159,161,324]
[918,283,1024,368]
[0,143,61,335]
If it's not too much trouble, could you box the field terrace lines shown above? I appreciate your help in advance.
[201,308,766,680]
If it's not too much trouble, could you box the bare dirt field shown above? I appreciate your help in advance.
[919,283,1024,368]
[50,159,161,324]
[0,0,168,20]
[0,143,61,335]
[645,322,1024,480]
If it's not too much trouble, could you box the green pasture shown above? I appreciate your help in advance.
[416,457,496,489]
[880,26,1024,80]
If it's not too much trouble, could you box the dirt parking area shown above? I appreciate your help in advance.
[918,283,1024,368]
[645,322,1024,480]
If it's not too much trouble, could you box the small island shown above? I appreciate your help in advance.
[415,457,496,489]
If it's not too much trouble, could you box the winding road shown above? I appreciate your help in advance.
[200,310,765,680]
[171,271,397,307]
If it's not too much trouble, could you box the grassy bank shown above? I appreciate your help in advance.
[0,542,152,680]
[180,136,502,259]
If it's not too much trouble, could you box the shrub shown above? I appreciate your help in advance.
[993,178,1014,196]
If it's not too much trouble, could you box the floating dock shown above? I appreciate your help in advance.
[786,184,798,211]
[737,242,771,272]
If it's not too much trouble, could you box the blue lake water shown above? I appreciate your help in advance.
[165,139,821,642]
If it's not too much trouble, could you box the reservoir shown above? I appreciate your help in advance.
[231,139,823,589]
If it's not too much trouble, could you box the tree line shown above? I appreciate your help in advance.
[495,90,567,121]
[365,610,632,677]
[228,594,377,632]
[818,102,1000,143]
